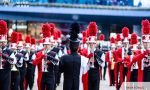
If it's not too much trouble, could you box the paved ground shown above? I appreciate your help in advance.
[32,67,116,90]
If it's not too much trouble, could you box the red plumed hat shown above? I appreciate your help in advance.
[82,31,87,37]
[31,38,36,50]
[25,35,31,47]
[110,37,116,47]
[141,19,150,42]
[99,34,105,41]
[116,34,122,41]
[57,30,62,38]
[110,37,115,43]
[0,20,8,35]
[31,38,36,45]
[10,31,18,49]
[122,27,129,38]
[25,35,31,43]
[82,37,87,44]
[38,39,43,43]
[11,31,18,43]
[18,32,23,41]
[88,22,98,36]
[54,30,58,40]
[130,33,138,50]
[49,23,55,36]
[130,33,138,45]
[141,19,150,35]
[42,23,51,38]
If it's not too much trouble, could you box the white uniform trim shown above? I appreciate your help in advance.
[79,55,89,90]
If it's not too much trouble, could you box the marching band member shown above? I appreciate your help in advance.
[10,32,21,90]
[33,23,59,90]
[25,38,37,90]
[105,37,116,86]
[136,20,150,82]
[59,22,88,90]
[87,22,105,90]
[125,33,139,82]
[0,20,17,90]
[19,35,30,90]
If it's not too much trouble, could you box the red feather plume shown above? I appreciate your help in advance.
[0,20,8,35]
[130,33,138,45]
[38,39,43,43]
[122,27,129,37]
[82,31,87,37]
[42,23,51,38]
[18,32,23,41]
[116,34,122,41]
[141,19,150,35]
[54,31,58,40]
[110,37,115,43]
[25,35,31,43]
[11,31,18,43]
[49,23,55,36]
[82,37,87,44]
[31,38,36,44]
[88,22,98,36]
[99,34,105,41]
[57,30,62,38]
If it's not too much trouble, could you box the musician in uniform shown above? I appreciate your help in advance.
[25,38,37,90]
[10,32,21,90]
[105,37,116,86]
[18,35,30,90]
[87,22,105,90]
[59,22,89,90]
[33,23,59,90]
[0,20,16,90]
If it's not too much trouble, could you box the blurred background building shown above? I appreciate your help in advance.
[0,0,150,40]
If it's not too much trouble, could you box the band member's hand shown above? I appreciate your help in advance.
[88,53,94,59]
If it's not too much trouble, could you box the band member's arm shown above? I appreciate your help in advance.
[131,50,149,64]
[32,51,45,65]
[105,52,110,63]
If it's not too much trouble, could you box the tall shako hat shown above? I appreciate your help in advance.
[141,19,150,42]
[10,31,18,49]
[122,27,129,42]
[25,35,31,48]
[69,22,80,52]
[49,23,55,43]
[31,38,36,50]
[110,37,116,48]
[42,23,51,45]
[116,34,122,46]
[87,22,98,43]
[130,33,138,50]
[57,30,62,43]
[17,32,24,47]
[0,20,8,42]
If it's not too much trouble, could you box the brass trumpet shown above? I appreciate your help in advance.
[43,49,48,72]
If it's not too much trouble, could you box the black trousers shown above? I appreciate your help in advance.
[0,69,11,90]
[19,67,26,90]
[88,69,100,90]
[110,70,115,85]
[25,66,35,90]
[11,71,20,90]
[130,69,138,82]
[143,67,150,82]
[123,67,128,82]
[41,72,55,90]
[54,65,59,90]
